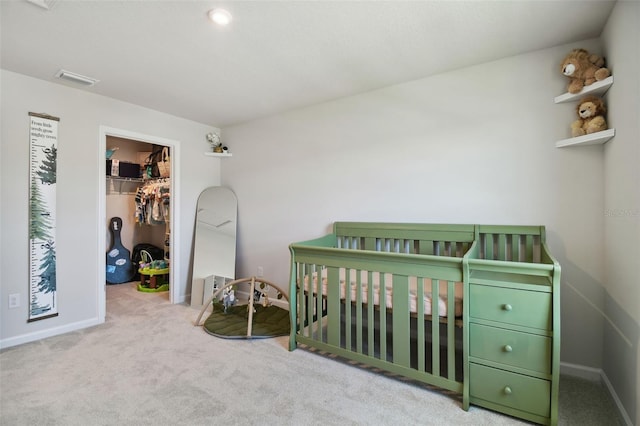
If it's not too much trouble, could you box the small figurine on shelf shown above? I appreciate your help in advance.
[206,132,228,154]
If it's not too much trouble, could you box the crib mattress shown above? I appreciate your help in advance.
[302,270,463,317]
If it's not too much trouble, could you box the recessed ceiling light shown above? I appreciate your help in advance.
[54,69,99,86]
[208,8,232,26]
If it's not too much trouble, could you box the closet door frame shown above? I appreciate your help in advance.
[98,126,181,320]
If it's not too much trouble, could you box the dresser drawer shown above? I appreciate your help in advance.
[469,284,551,330]
[470,363,550,418]
[470,323,551,374]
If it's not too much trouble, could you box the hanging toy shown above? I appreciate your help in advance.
[222,287,236,313]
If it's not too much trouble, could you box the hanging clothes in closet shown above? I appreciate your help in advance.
[134,179,170,226]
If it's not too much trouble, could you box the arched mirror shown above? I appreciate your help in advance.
[190,187,237,308]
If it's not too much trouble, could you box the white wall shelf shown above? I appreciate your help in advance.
[555,128,615,148]
[554,76,613,104]
[204,152,232,157]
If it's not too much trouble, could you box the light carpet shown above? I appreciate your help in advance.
[0,282,621,425]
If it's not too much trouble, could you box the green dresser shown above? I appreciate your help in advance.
[464,269,559,425]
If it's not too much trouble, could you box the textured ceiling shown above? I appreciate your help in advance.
[1,0,616,127]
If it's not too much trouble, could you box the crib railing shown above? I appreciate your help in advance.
[291,255,465,391]
[475,225,546,263]
[289,223,475,392]
[334,222,475,257]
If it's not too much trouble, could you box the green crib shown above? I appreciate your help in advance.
[288,222,561,425]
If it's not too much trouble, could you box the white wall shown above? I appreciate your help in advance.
[601,1,640,424]
[0,70,220,347]
[222,40,608,370]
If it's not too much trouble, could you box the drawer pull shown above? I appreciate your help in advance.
[502,303,513,311]
[503,345,513,352]
[504,386,512,395]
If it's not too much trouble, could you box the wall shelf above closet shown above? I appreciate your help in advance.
[204,152,232,157]
[554,76,613,104]
[555,128,615,148]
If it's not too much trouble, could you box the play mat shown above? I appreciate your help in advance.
[195,276,290,339]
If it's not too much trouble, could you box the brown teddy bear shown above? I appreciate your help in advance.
[571,96,607,137]
[561,48,611,94]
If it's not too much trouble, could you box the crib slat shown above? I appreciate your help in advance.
[368,271,375,358]
[327,266,340,347]
[356,271,364,354]
[525,234,534,262]
[344,269,352,351]
[392,275,410,368]
[417,277,426,372]
[431,279,440,375]
[533,235,541,263]
[298,263,304,336]
[308,265,322,341]
[301,264,322,337]
[511,234,520,261]
[447,280,456,380]
[362,237,372,250]
[297,263,305,336]
[498,234,507,260]
[484,234,494,259]
[419,240,432,255]
[379,273,387,360]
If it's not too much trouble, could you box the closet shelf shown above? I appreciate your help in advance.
[555,128,615,148]
[204,152,232,157]
[106,176,143,194]
[554,76,613,104]
[106,176,144,183]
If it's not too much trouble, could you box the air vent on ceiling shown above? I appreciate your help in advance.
[54,69,99,87]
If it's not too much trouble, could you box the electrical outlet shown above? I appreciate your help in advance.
[9,293,20,309]
[257,266,264,277]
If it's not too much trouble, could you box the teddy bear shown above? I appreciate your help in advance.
[571,96,607,137]
[561,48,611,94]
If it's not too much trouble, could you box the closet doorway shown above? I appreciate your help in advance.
[98,126,181,321]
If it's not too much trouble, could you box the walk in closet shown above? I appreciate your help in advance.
[105,136,171,292]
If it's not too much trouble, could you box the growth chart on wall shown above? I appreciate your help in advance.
[28,112,59,322]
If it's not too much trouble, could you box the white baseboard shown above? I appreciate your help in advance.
[600,370,634,426]
[174,294,187,304]
[560,361,603,381]
[0,317,104,350]
[560,361,633,426]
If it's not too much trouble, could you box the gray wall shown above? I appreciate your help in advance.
[0,70,220,347]
[602,1,640,424]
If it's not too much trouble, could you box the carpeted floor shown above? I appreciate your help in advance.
[0,282,623,425]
